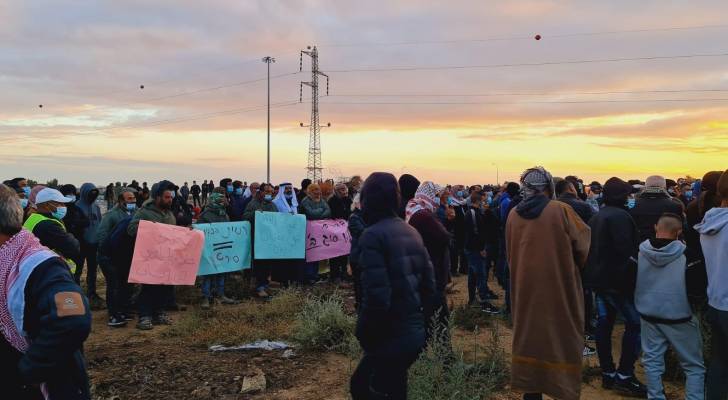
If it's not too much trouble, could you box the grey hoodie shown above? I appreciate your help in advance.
[694,207,728,311]
[635,239,691,323]
[76,182,102,244]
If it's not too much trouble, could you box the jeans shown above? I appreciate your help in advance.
[301,261,319,283]
[465,250,488,304]
[641,317,705,400]
[707,306,728,400]
[329,255,349,280]
[97,254,131,316]
[595,292,641,376]
[73,241,100,295]
[350,335,424,400]
[138,284,173,318]
[201,273,225,299]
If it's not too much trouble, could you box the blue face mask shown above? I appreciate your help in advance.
[226,185,234,193]
[126,203,137,212]
[685,190,693,199]
[20,198,29,208]
[264,194,273,201]
[52,206,67,220]
[23,187,31,197]
[456,190,464,198]
[235,188,243,195]
[626,198,636,209]
[67,195,76,202]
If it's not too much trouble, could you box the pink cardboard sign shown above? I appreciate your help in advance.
[305,219,352,262]
[128,220,205,285]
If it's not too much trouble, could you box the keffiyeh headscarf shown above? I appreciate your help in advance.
[520,166,554,200]
[206,193,227,216]
[273,183,298,214]
[405,181,443,222]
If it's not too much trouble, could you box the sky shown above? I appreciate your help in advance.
[1,0,728,187]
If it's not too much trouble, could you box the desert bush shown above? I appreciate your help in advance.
[452,303,494,331]
[292,292,357,354]
[408,321,508,400]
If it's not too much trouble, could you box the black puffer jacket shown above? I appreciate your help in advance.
[557,192,595,224]
[356,217,436,350]
[583,205,639,295]
[630,192,684,243]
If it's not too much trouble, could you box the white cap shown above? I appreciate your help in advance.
[35,188,74,205]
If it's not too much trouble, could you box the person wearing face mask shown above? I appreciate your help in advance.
[583,177,645,397]
[679,182,693,207]
[127,180,177,330]
[243,183,279,297]
[96,188,138,327]
[59,184,89,248]
[241,182,260,212]
[587,182,604,213]
[630,176,684,244]
[23,187,81,271]
[299,183,332,284]
[73,183,104,308]
[227,180,247,221]
[270,183,301,288]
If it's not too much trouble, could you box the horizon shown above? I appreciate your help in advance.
[2,1,727,184]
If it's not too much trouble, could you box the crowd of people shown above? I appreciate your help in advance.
[1,167,726,400]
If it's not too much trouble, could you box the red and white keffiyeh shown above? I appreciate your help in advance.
[405,181,443,222]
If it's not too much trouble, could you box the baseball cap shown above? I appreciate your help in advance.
[35,188,75,205]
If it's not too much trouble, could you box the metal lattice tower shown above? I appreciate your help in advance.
[299,46,329,183]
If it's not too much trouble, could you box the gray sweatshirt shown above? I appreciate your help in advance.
[635,239,691,323]
[694,207,728,311]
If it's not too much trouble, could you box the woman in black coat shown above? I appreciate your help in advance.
[350,172,436,400]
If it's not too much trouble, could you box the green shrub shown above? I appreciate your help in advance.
[408,321,508,400]
[292,292,357,354]
[452,303,493,331]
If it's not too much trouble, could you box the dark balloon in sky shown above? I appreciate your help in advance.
[535,34,541,40]
[38,104,43,108]
[140,85,144,89]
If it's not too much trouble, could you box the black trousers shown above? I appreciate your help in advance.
[329,255,349,280]
[137,284,173,318]
[350,347,421,400]
[74,241,100,295]
[450,240,467,274]
[98,255,132,316]
[192,194,201,207]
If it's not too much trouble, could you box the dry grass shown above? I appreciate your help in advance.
[164,288,305,347]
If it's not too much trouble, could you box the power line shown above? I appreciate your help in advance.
[326,51,728,73]
[328,88,728,98]
[321,98,728,105]
[320,23,728,48]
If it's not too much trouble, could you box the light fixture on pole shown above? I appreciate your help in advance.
[262,56,275,183]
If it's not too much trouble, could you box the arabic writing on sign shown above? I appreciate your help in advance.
[129,220,204,285]
[193,221,252,276]
[305,219,352,262]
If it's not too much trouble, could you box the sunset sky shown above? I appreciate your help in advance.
[2,1,727,186]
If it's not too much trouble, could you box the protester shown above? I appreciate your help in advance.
[463,188,500,313]
[350,172,435,400]
[127,180,177,330]
[228,180,247,221]
[679,182,693,207]
[348,175,363,199]
[506,167,591,400]
[583,177,646,397]
[241,181,260,212]
[693,169,728,400]
[448,184,468,276]
[243,183,278,297]
[631,175,684,243]
[297,178,311,203]
[191,181,201,207]
[397,174,420,219]
[348,193,365,309]
[299,183,331,284]
[73,183,104,307]
[104,183,114,210]
[328,183,353,283]
[406,182,452,339]
[22,187,80,271]
[59,184,89,252]
[270,183,301,287]
[96,188,137,327]
[635,213,705,400]
[556,179,594,224]
[197,191,237,309]
[0,184,92,399]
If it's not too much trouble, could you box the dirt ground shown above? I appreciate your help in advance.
[85,273,687,399]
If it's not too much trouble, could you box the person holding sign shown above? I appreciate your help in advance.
[299,183,331,284]
[350,172,436,400]
[328,183,353,284]
[271,183,301,287]
[244,183,278,297]
[197,191,237,309]
[127,180,177,330]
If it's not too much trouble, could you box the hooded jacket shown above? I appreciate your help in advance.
[635,239,691,323]
[694,207,728,311]
[630,191,684,243]
[75,183,102,244]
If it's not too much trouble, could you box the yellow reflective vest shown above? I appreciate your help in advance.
[23,213,78,274]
